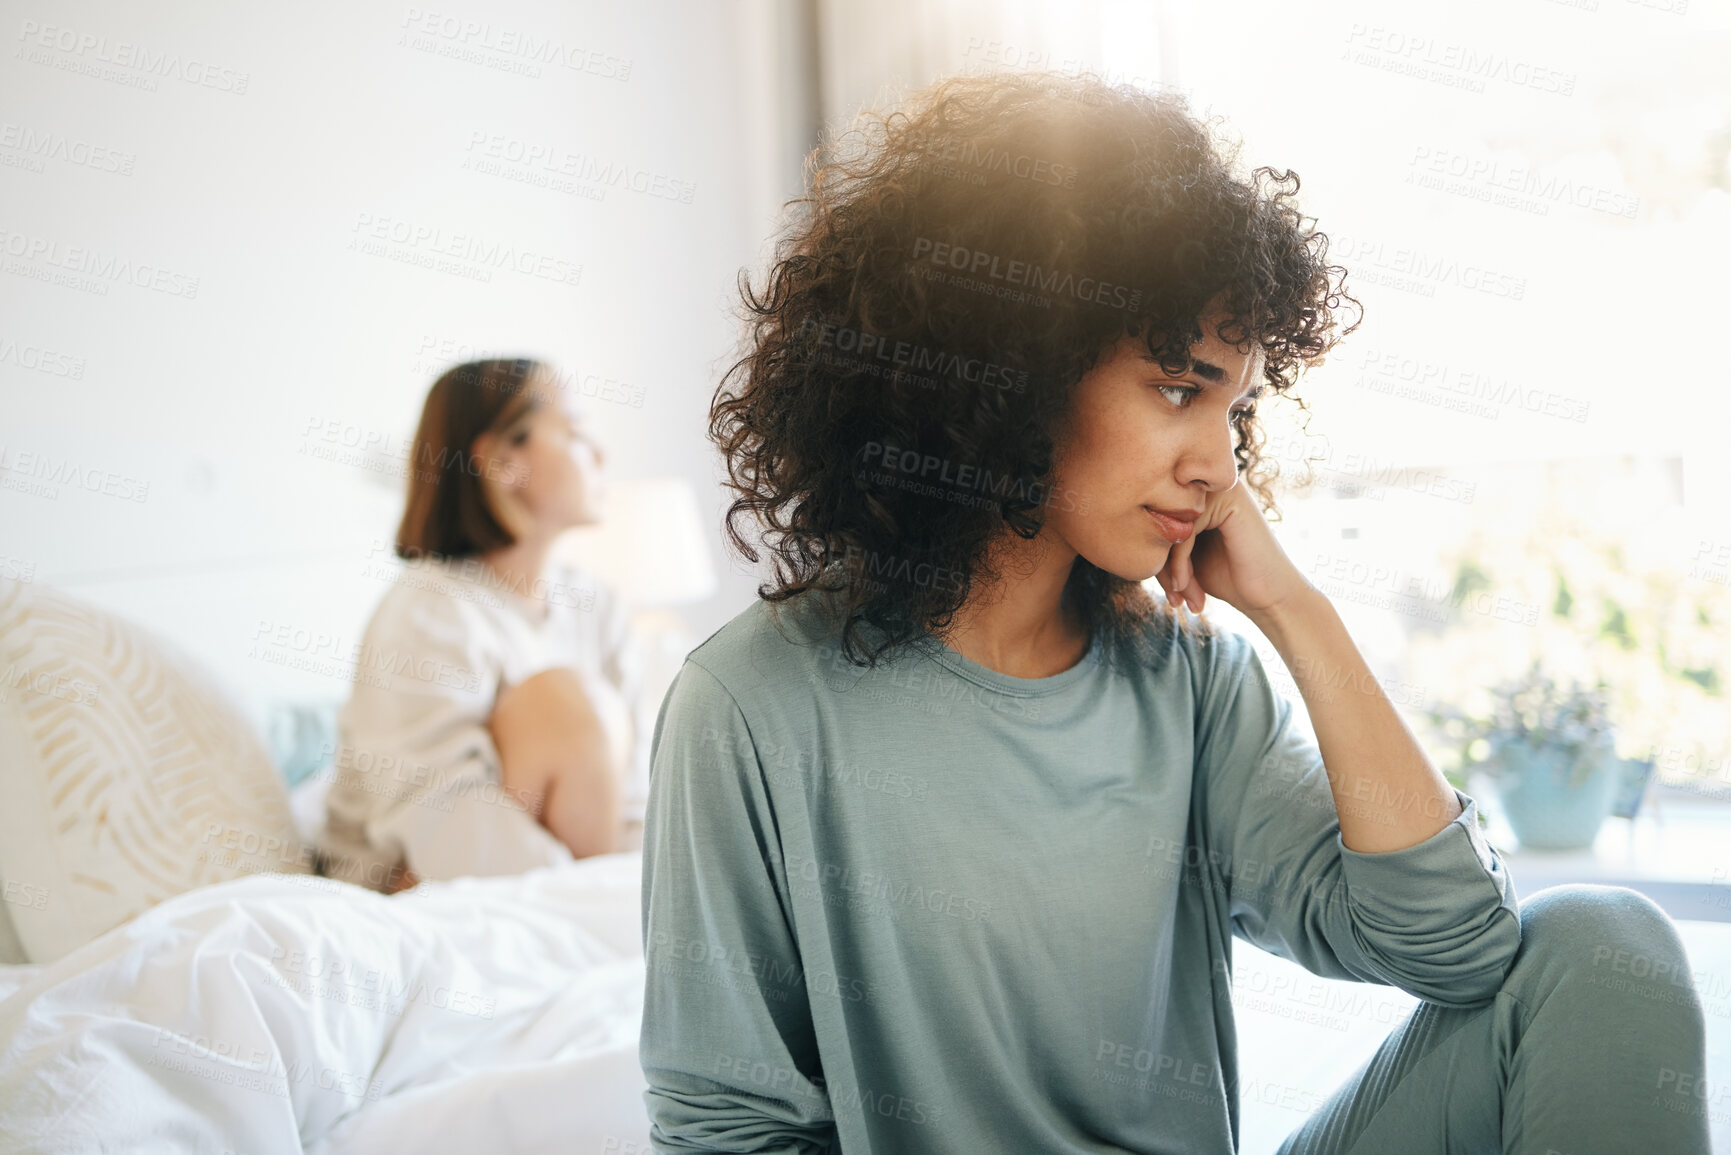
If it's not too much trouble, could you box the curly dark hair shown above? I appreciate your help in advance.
[710,70,1357,673]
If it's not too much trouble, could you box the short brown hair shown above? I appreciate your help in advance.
[395,358,550,561]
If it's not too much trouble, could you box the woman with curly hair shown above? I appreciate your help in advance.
[639,72,1708,1154]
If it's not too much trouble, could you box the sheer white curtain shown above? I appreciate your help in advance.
[810,0,1170,135]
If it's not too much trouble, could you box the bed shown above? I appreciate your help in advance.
[3,835,1728,1154]
[2,578,1727,1153]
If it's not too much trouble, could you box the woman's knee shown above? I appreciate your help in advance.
[488,669,603,803]
[1510,883,1699,1004]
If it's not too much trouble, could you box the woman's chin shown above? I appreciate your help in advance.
[1078,543,1171,586]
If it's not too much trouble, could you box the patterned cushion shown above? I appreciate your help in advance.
[0,578,310,963]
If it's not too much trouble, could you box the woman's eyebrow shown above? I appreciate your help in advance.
[1187,358,1228,383]
[1139,353,1260,402]
[1140,353,1227,383]
[1135,353,1246,384]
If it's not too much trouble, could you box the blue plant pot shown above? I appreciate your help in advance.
[1492,740,1620,850]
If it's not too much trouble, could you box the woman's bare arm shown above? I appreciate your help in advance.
[1248,587,1462,853]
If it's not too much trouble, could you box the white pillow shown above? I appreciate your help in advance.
[0,900,25,966]
[0,578,309,963]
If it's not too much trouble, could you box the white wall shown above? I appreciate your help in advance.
[1,0,804,717]
[6,0,1728,729]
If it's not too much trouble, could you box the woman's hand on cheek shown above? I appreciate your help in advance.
[1154,482,1313,618]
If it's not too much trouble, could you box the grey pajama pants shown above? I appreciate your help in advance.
[1274,884,1714,1155]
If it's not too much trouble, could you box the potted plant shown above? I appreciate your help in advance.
[1396,467,1730,802]
[1428,662,1623,850]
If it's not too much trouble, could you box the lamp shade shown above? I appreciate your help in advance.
[553,476,718,610]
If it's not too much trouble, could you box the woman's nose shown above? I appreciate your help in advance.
[1183,423,1239,493]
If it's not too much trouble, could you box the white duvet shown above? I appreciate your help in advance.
[0,852,655,1155]
[7,848,1729,1155]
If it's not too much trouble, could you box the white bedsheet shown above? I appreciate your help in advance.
[3,850,1727,1154]
[0,853,654,1155]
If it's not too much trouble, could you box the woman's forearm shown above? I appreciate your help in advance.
[1246,587,1463,854]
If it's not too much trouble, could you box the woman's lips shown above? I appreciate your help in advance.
[1144,507,1197,544]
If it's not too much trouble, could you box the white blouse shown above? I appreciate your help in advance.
[318,553,647,891]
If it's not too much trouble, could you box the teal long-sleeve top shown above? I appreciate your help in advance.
[638,594,1521,1154]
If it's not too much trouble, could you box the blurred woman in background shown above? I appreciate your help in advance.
[319,358,646,894]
